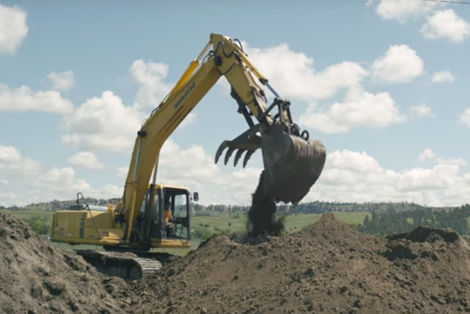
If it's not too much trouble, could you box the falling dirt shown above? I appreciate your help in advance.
[247,170,285,237]
[4,210,470,314]
[112,213,470,314]
[0,213,126,314]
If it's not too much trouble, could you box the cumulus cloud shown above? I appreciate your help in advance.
[0,145,121,207]
[410,104,434,119]
[0,84,74,114]
[459,108,470,128]
[368,1,470,43]
[432,70,456,83]
[372,0,442,23]
[299,87,405,133]
[421,9,470,43]
[114,143,470,207]
[67,152,104,170]
[61,91,146,152]
[47,71,75,91]
[418,148,435,163]
[115,139,262,205]
[25,166,121,202]
[0,145,41,175]
[130,59,173,108]
[371,45,424,84]
[2,141,469,208]
[0,3,28,55]
[231,41,369,102]
[61,57,199,153]
[418,148,467,167]
[308,149,469,206]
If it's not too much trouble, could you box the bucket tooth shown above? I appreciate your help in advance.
[215,141,229,164]
[243,150,255,168]
[234,149,245,167]
[224,147,236,165]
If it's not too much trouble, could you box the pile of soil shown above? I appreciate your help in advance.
[115,213,470,314]
[0,213,126,314]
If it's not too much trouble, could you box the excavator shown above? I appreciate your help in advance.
[50,33,326,280]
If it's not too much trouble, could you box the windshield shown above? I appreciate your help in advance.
[174,193,187,217]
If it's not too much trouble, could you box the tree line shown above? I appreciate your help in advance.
[359,204,470,236]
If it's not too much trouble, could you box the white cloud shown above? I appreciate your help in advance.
[367,1,470,43]
[130,59,173,108]
[373,0,442,23]
[418,148,467,166]
[299,87,405,133]
[113,137,470,207]
[47,71,75,91]
[0,193,17,205]
[61,91,146,152]
[25,166,121,202]
[308,149,470,206]
[179,112,196,129]
[0,145,121,207]
[410,104,434,119]
[0,145,41,175]
[459,108,470,128]
[234,41,369,102]
[115,138,263,205]
[0,3,28,55]
[2,141,470,208]
[421,9,470,43]
[435,157,467,167]
[116,167,129,178]
[432,70,456,83]
[61,58,199,153]
[0,84,74,114]
[371,45,424,84]
[418,148,436,163]
[67,152,104,170]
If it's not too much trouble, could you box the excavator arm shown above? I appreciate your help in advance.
[116,33,326,242]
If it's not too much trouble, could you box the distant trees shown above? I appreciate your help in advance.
[25,216,50,235]
[359,205,470,236]
[191,227,232,240]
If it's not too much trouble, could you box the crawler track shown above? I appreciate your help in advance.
[74,250,175,281]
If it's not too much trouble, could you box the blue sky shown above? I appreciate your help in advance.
[0,0,469,207]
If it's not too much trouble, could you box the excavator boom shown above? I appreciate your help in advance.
[50,33,326,280]
[116,33,326,241]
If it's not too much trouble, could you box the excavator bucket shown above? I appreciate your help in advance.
[216,122,326,205]
[259,123,326,205]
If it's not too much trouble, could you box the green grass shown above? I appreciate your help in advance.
[193,211,370,234]
[0,209,54,220]
[1,209,369,255]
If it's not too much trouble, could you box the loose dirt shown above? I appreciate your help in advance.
[4,211,470,314]
[113,213,470,314]
[0,213,126,314]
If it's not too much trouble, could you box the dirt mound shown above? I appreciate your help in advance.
[118,213,470,314]
[0,213,126,314]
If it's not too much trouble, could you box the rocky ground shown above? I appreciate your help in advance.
[3,212,470,314]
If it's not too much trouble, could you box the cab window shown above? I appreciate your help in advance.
[174,193,187,217]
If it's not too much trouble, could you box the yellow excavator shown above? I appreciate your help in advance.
[50,33,326,280]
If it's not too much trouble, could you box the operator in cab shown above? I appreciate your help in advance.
[164,202,174,236]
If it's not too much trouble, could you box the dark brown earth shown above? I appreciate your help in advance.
[3,211,470,314]
[247,171,286,237]
[0,213,126,314]
[112,213,470,314]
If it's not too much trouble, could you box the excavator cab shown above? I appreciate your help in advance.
[133,184,196,247]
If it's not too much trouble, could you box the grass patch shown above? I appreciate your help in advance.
[1,209,369,255]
